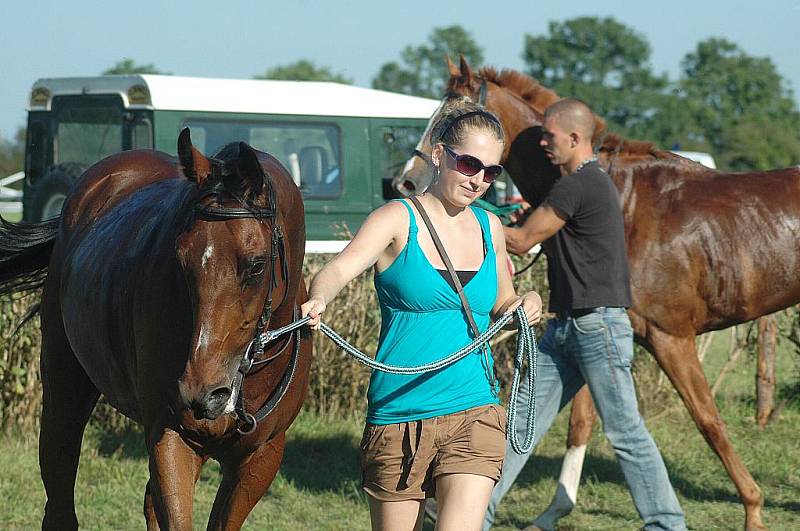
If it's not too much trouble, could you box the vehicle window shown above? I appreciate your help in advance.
[131,119,153,150]
[379,126,424,199]
[184,120,341,199]
[55,106,123,166]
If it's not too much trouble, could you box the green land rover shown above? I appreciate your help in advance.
[23,75,441,252]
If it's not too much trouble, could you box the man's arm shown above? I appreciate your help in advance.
[503,204,566,256]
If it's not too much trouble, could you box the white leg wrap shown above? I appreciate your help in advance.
[529,444,587,531]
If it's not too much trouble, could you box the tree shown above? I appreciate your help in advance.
[373,26,484,98]
[522,17,671,140]
[679,38,800,170]
[254,60,352,84]
[0,127,25,178]
[102,59,168,75]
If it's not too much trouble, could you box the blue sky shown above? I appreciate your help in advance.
[1,0,799,141]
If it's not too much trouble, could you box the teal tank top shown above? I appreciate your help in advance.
[367,199,499,425]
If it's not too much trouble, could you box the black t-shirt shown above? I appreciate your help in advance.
[542,161,632,313]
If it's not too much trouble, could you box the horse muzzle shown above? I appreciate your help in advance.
[177,380,234,421]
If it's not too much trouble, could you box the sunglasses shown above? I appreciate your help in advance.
[442,145,503,183]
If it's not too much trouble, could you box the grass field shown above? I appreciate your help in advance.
[1,330,798,530]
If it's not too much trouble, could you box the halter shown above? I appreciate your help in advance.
[192,181,297,435]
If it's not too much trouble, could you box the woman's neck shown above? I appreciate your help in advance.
[421,188,467,219]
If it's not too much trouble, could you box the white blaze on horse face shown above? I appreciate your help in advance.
[198,322,211,350]
[201,244,214,270]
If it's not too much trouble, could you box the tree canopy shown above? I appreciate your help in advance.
[102,59,168,75]
[521,18,800,170]
[678,38,800,170]
[372,25,484,98]
[522,17,669,139]
[0,127,25,178]
[254,60,352,84]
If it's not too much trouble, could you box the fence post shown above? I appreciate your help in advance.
[755,314,777,429]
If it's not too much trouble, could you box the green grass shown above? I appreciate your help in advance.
[1,331,798,530]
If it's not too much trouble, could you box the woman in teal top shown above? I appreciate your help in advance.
[302,101,542,531]
[368,199,499,425]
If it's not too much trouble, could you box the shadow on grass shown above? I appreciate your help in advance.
[93,426,148,460]
[280,432,360,492]
[510,450,800,513]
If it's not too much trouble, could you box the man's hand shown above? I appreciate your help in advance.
[504,204,566,255]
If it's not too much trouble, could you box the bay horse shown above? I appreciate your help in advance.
[0,129,311,530]
[398,57,800,530]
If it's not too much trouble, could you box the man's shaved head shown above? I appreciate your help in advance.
[544,98,596,142]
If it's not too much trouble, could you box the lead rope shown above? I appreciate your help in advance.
[253,306,537,453]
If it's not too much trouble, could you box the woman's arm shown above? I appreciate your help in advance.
[301,202,404,326]
[489,213,542,328]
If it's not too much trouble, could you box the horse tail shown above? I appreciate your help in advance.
[0,215,60,296]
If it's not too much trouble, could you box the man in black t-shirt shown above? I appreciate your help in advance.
[483,99,686,530]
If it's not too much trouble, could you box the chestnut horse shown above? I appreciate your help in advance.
[398,57,800,530]
[0,130,311,530]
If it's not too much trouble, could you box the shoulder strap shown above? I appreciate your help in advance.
[395,198,418,234]
[470,205,492,256]
[409,196,481,340]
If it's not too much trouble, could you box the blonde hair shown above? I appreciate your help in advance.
[430,99,504,148]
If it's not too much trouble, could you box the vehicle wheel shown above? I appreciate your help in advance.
[27,163,84,221]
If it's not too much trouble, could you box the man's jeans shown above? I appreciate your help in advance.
[485,307,686,531]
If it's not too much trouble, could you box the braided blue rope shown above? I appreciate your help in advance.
[258,307,537,454]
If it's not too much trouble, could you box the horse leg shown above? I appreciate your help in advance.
[39,303,100,530]
[648,327,765,530]
[207,432,286,531]
[144,454,208,530]
[144,426,204,531]
[531,385,596,531]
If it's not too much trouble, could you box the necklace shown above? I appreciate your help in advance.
[574,156,598,174]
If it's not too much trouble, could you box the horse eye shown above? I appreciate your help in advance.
[244,260,266,284]
[250,262,266,276]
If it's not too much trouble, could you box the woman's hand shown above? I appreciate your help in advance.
[504,291,543,326]
[300,296,326,330]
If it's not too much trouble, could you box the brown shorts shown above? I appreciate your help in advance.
[359,404,507,501]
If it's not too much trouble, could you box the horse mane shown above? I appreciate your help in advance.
[476,68,704,163]
[599,133,682,162]
[478,67,608,147]
[478,67,562,115]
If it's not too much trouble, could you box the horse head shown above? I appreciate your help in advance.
[395,57,607,208]
[173,129,288,424]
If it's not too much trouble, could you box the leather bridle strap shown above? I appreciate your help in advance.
[234,307,301,435]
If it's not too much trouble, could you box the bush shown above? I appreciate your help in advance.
[0,294,42,432]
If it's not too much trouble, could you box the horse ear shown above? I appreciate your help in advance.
[236,142,266,198]
[177,128,212,185]
[446,55,459,78]
[459,54,474,84]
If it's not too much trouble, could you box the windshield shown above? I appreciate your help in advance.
[54,96,123,166]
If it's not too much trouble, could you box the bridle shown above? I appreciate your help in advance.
[193,180,299,435]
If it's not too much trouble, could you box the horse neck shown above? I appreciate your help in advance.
[487,87,543,161]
